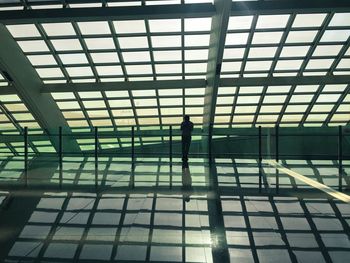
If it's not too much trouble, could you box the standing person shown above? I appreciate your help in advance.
[181,115,193,168]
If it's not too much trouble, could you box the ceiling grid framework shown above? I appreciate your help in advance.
[0,0,348,153]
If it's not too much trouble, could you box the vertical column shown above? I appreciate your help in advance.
[131,126,135,166]
[275,125,279,194]
[24,127,28,187]
[338,125,343,192]
[209,123,213,160]
[259,126,262,192]
[169,125,173,188]
[95,127,98,188]
[59,126,63,188]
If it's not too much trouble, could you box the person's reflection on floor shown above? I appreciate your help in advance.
[182,167,193,202]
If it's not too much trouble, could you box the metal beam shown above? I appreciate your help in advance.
[231,0,350,15]
[204,0,232,128]
[220,75,350,87]
[0,24,80,153]
[41,79,207,93]
[42,75,350,93]
[0,3,215,24]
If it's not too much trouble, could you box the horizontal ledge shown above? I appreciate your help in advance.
[0,4,215,24]
[41,79,207,93]
[219,75,350,87]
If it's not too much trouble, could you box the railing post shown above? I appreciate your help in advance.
[169,125,172,166]
[59,126,63,188]
[24,127,28,187]
[95,127,98,188]
[259,126,262,193]
[338,125,343,192]
[131,126,135,166]
[275,125,279,194]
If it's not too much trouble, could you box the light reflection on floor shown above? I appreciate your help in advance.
[0,157,349,262]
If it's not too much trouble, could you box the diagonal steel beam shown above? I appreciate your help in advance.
[204,0,232,129]
[0,24,80,153]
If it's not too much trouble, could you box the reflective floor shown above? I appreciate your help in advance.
[0,157,349,262]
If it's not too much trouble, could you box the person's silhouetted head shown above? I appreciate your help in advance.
[184,115,190,121]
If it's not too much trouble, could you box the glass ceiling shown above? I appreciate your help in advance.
[0,3,349,149]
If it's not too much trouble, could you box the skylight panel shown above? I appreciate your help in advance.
[148,19,181,32]
[239,86,263,94]
[42,23,76,36]
[17,40,49,52]
[160,107,182,115]
[306,114,328,122]
[125,65,153,75]
[59,53,89,65]
[185,49,208,60]
[159,98,182,106]
[82,100,106,109]
[185,63,207,73]
[275,60,303,70]
[245,61,272,71]
[66,67,94,77]
[218,87,237,95]
[263,95,287,104]
[260,105,283,113]
[232,115,254,123]
[329,13,350,27]
[323,84,347,92]
[237,96,260,104]
[158,89,182,96]
[114,20,146,34]
[281,114,303,122]
[155,64,182,74]
[118,36,149,49]
[90,52,119,63]
[185,35,210,47]
[105,91,129,98]
[306,59,334,69]
[280,46,310,57]
[27,55,57,66]
[252,32,283,44]
[78,92,102,99]
[78,21,111,35]
[185,88,205,95]
[289,94,314,103]
[51,39,82,51]
[257,115,278,123]
[312,45,342,56]
[227,16,253,30]
[320,30,350,42]
[217,96,234,105]
[316,94,341,103]
[87,110,108,117]
[112,109,134,117]
[84,38,115,50]
[134,98,157,107]
[122,51,151,62]
[286,31,317,43]
[115,118,136,126]
[36,68,64,78]
[285,105,308,113]
[57,101,81,110]
[292,14,327,28]
[336,58,350,69]
[109,99,132,108]
[153,51,181,61]
[248,47,277,58]
[96,66,123,76]
[256,15,290,29]
[223,48,245,59]
[184,18,212,32]
[235,106,257,114]
[294,85,319,93]
[136,108,158,116]
[221,62,242,72]
[225,33,249,45]
[7,24,40,38]
[132,90,156,97]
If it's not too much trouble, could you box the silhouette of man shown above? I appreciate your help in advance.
[181,115,193,168]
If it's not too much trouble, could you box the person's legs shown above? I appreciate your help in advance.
[184,137,191,162]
